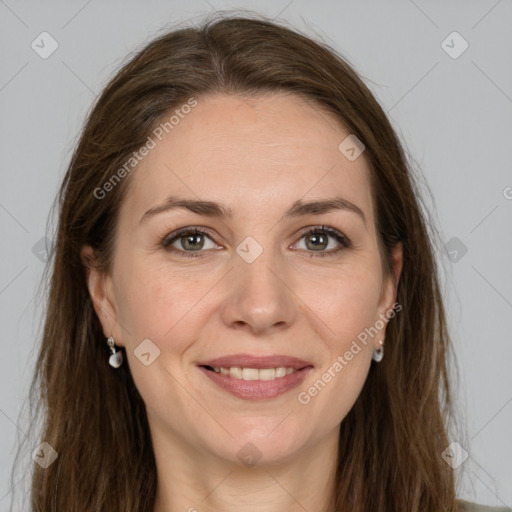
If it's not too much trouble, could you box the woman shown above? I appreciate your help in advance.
[11,12,509,512]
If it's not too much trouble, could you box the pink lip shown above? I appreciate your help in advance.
[197,354,313,370]
[196,353,314,400]
[198,366,313,400]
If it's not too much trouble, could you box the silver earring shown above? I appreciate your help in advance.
[372,339,384,363]
[107,335,123,368]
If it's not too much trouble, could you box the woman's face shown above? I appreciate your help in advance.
[85,92,402,465]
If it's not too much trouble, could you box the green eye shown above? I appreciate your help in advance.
[295,226,351,256]
[162,228,217,257]
[162,225,351,258]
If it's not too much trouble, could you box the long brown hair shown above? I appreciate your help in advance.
[9,11,464,511]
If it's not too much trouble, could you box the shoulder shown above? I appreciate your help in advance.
[457,499,511,512]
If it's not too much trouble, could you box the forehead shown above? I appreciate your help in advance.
[121,92,374,225]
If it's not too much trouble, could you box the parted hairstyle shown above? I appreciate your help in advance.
[10,10,464,512]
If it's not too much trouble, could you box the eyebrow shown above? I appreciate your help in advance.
[140,195,367,228]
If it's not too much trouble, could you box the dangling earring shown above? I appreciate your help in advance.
[107,335,123,368]
[372,339,384,363]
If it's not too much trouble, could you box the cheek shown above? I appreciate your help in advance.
[307,266,381,406]
[113,257,193,345]
[323,353,371,428]
[114,243,384,352]
[111,261,203,410]
[302,277,378,428]
[315,265,383,342]
[113,255,220,368]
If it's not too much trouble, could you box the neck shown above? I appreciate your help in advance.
[151,427,339,512]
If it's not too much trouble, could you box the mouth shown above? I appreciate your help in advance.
[197,354,314,400]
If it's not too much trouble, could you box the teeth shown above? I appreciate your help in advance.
[242,368,259,380]
[229,367,243,379]
[259,368,276,380]
[210,366,297,380]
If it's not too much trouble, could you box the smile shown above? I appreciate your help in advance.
[206,366,296,380]
[197,354,314,400]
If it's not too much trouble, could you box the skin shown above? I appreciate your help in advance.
[82,92,402,512]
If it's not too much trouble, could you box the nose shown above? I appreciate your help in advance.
[219,246,297,336]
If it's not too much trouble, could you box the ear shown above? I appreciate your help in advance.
[375,242,403,346]
[81,245,124,346]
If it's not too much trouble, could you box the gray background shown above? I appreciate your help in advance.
[1,0,511,509]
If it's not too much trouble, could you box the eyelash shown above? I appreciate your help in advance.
[161,225,352,259]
